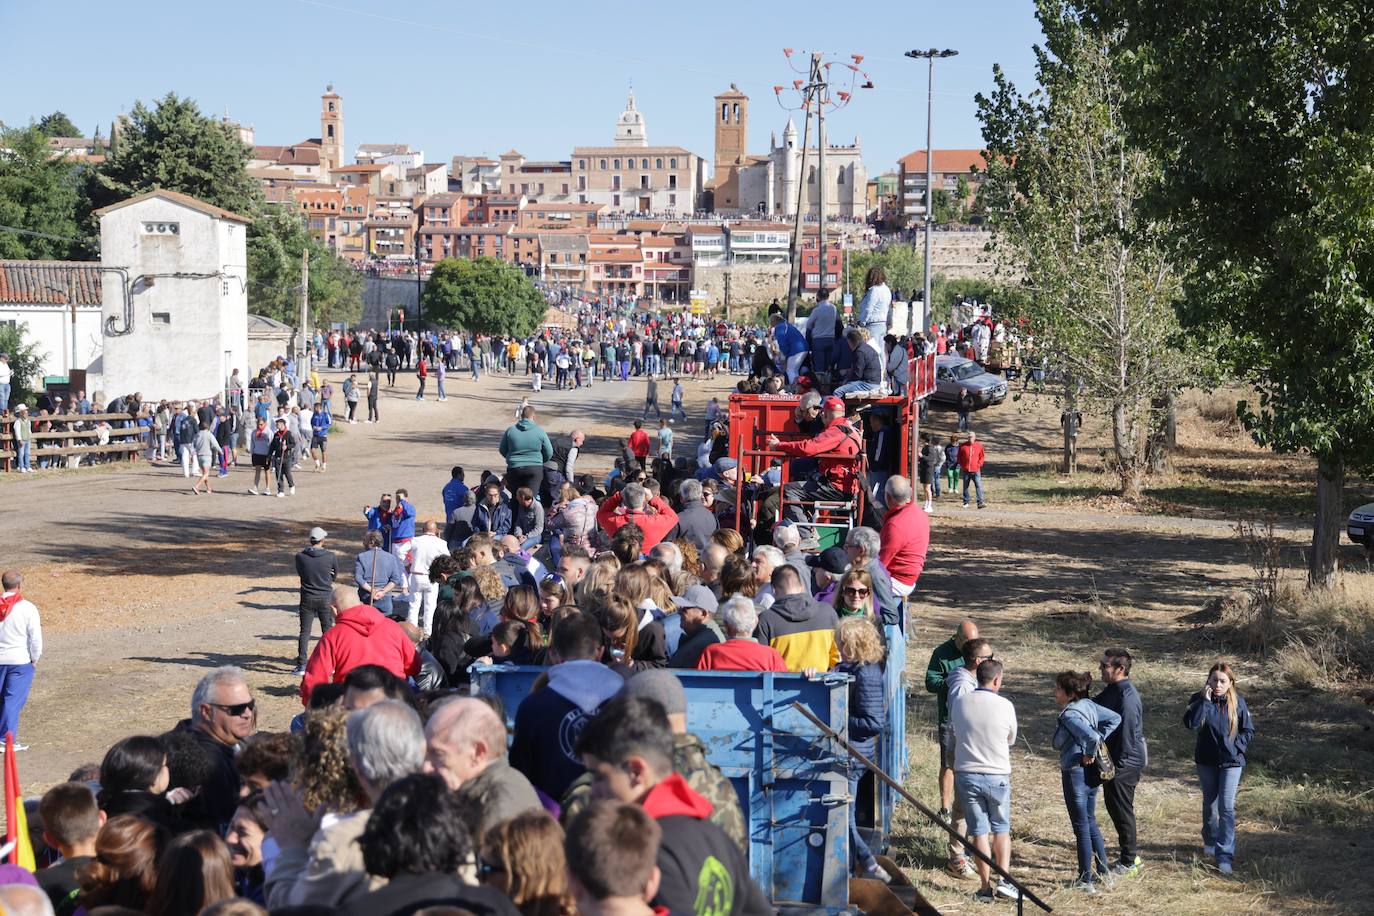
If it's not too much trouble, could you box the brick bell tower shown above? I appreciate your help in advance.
[320,84,344,180]
[713,84,749,210]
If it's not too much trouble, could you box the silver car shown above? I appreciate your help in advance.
[1348,503,1374,553]
[931,355,1008,408]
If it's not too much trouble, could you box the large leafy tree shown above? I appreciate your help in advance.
[247,206,362,328]
[0,322,47,407]
[35,112,81,138]
[848,245,923,301]
[1092,0,1374,586]
[88,93,261,217]
[422,257,545,335]
[0,124,88,260]
[976,0,1192,496]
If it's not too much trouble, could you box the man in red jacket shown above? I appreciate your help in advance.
[957,431,987,509]
[627,420,651,469]
[878,475,930,598]
[767,396,862,540]
[596,482,679,551]
[300,585,420,704]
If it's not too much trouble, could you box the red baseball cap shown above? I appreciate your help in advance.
[822,396,845,411]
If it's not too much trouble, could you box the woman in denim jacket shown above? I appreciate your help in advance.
[1052,670,1121,892]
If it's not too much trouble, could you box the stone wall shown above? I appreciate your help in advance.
[361,275,421,329]
[691,262,791,312]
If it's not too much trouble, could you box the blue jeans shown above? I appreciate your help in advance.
[0,663,35,742]
[16,441,31,471]
[833,380,879,397]
[849,737,878,870]
[1062,766,1109,882]
[962,470,984,506]
[1198,764,1243,864]
[0,383,9,411]
[810,338,836,375]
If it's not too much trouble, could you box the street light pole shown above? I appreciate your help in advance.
[905,48,958,339]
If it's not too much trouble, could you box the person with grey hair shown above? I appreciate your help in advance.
[750,545,785,609]
[0,884,54,916]
[771,524,812,596]
[696,596,789,672]
[424,697,541,836]
[188,666,256,830]
[596,478,679,551]
[700,543,729,598]
[880,475,930,601]
[650,541,698,595]
[665,477,717,552]
[845,526,901,630]
[264,700,426,909]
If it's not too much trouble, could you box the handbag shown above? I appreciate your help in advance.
[1094,740,1117,782]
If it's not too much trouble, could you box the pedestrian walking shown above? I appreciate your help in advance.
[367,368,380,423]
[958,432,987,509]
[436,359,448,401]
[292,527,337,676]
[1184,662,1254,876]
[415,359,428,400]
[269,417,296,498]
[671,378,687,423]
[643,376,662,420]
[248,416,271,494]
[0,570,41,750]
[343,374,359,423]
[1052,670,1121,893]
[190,421,222,495]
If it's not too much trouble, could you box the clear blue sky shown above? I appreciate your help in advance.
[0,0,1044,177]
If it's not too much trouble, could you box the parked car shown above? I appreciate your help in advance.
[930,355,1008,408]
[1347,503,1374,553]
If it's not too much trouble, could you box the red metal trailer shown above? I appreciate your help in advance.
[726,352,936,538]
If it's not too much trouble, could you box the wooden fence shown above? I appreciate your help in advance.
[0,412,149,472]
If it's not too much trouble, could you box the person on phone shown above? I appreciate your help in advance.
[1184,662,1254,875]
[1052,671,1121,893]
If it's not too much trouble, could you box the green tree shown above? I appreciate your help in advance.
[422,257,546,335]
[0,322,47,407]
[35,111,81,138]
[0,124,88,260]
[246,206,362,328]
[1094,0,1374,586]
[88,93,261,217]
[976,0,1193,495]
[848,245,923,302]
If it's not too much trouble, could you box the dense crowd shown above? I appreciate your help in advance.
[0,279,1259,915]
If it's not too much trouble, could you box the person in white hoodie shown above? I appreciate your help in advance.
[0,570,43,751]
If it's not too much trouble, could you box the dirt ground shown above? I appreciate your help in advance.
[2,367,1370,915]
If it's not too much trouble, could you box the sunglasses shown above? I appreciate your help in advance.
[842,587,870,596]
[209,700,256,717]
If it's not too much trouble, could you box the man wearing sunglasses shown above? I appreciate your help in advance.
[188,666,257,830]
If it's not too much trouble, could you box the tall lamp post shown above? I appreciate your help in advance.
[904,48,957,339]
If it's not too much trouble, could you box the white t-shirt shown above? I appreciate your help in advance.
[408,534,450,580]
[0,361,11,385]
[0,593,42,666]
[948,687,1017,774]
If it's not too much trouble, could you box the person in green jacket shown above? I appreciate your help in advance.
[925,618,980,878]
[500,405,554,501]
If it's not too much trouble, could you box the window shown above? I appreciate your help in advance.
[656,157,663,169]
[613,158,621,169]
[579,194,587,203]
[612,175,621,190]
[561,183,569,195]
[327,125,334,138]
[151,311,172,325]
[578,176,587,190]
[670,157,677,168]
[669,193,677,206]
[722,102,729,121]
[733,102,740,120]
[668,175,677,189]
[613,194,621,207]
[808,166,816,184]
[641,158,649,169]
[805,274,819,285]
[328,102,335,112]
[600,159,607,169]
[579,159,586,169]
[837,169,845,185]
[640,175,649,189]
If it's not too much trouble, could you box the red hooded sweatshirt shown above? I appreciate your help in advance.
[300,604,420,704]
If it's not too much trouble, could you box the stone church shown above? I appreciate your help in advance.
[710,85,867,219]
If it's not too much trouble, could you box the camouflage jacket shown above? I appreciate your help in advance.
[675,732,748,853]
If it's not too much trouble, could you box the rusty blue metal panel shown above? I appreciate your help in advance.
[470,666,855,913]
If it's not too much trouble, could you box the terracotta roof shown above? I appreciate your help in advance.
[421,193,462,206]
[640,235,674,248]
[686,225,726,235]
[501,149,523,158]
[277,146,321,166]
[0,261,103,305]
[588,249,642,263]
[93,188,253,224]
[252,145,286,160]
[898,149,987,173]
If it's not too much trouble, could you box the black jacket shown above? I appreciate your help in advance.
[335,872,523,916]
[294,546,338,600]
[667,499,719,552]
[179,727,241,832]
[630,618,669,671]
[1095,679,1147,769]
[668,623,724,669]
[431,613,481,685]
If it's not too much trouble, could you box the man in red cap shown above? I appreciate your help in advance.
[766,396,863,540]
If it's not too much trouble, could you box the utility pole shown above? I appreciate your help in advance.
[778,49,871,323]
[298,248,310,368]
[905,48,958,338]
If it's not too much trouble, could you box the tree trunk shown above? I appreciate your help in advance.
[1146,388,1176,475]
[1112,400,1142,500]
[1310,452,1345,589]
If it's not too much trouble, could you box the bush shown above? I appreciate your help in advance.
[0,322,46,407]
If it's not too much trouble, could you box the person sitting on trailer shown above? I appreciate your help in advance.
[766,396,863,542]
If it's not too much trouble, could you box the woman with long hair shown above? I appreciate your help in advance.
[1184,662,1255,875]
[146,829,237,916]
[76,814,166,912]
[595,594,640,674]
[857,265,892,386]
[480,813,574,916]
[97,735,183,826]
[833,618,888,883]
[431,574,484,686]
[538,574,574,624]
[718,553,758,600]
[580,555,621,607]
[293,706,365,816]
[831,568,875,620]
[615,563,671,669]
[1052,671,1121,892]
[465,584,545,665]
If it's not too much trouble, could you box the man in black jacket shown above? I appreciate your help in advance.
[666,586,724,669]
[577,695,770,916]
[293,527,338,675]
[1094,647,1147,877]
[666,478,718,552]
[186,666,256,831]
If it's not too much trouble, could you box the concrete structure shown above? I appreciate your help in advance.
[615,88,648,146]
[896,149,986,225]
[320,86,344,178]
[0,261,104,380]
[734,116,867,219]
[450,156,501,192]
[407,162,448,195]
[94,190,251,400]
[711,85,749,212]
[692,261,789,312]
[247,313,295,370]
[357,143,423,170]
[724,222,791,263]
